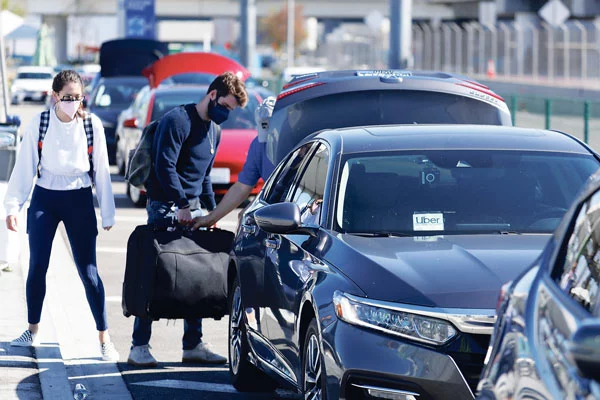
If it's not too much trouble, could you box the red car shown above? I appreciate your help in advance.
[115,52,263,207]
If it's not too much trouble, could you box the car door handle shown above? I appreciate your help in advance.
[265,238,280,249]
[241,223,256,234]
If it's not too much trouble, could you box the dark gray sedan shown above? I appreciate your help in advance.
[226,125,600,399]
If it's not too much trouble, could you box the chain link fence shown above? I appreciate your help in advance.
[303,19,600,86]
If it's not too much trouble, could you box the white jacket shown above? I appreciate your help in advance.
[4,108,115,228]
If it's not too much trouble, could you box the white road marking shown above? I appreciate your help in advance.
[96,247,127,254]
[131,379,298,398]
[104,296,122,303]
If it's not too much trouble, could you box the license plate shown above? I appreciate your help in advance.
[210,168,230,184]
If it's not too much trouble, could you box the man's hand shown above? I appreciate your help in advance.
[6,215,17,232]
[177,208,193,226]
[192,214,216,230]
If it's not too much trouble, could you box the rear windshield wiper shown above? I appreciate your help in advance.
[348,231,412,237]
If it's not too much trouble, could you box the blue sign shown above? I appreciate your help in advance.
[124,0,156,39]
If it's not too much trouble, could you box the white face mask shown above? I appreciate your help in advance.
[58,100,81,120]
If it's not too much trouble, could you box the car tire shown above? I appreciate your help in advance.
[302,318,328,400]
[229,276,276,392]
[127,183,146,208]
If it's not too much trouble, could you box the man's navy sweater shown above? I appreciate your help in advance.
[145,103,219,210]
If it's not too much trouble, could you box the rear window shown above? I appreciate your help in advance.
[267,90,512,163]
[17,72,52,79]
[151,90,259,130]
[92,79,146,108]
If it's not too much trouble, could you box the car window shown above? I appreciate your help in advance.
[336,150,599,235]
[151,90,259,129]
[554,190,600,316]
[92,80,146,108]
[265,143,315,204]
[267,90,513,164]
[16,72,53,79]
[291,144,329,226]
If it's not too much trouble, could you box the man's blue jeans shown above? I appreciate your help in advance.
[131,199,205,350]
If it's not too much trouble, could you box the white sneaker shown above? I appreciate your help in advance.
[182,342,227,364]
[101,342,120,362]
[127,345,158,367]
[11,330,36,347]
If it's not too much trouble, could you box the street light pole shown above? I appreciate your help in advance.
[0,16,10,122]
[287,0,295,68]
[389,0,413,69]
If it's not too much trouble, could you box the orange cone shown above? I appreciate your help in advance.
[486,59,496,79]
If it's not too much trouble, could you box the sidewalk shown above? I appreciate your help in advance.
[0,203,131,400]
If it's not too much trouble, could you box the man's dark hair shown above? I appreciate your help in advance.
[208,72,248,108]
[52,69,83,93]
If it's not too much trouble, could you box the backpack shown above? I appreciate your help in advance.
[125,105,221,190]
[38,109,94,184]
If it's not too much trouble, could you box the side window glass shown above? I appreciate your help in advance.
[555,190,600,316]
[265,143,314,204]
[292,144,329,226]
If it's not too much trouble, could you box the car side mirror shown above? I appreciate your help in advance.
[123,118,138,128]
[568,321,600,382]
[254,202,318,237]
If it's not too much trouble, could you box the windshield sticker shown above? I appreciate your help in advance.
[413,213,444,231]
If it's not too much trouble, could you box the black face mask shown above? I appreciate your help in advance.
[207,97,230,125]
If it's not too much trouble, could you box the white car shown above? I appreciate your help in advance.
[11,66,54,105]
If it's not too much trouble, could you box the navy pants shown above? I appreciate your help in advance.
[26,185,107,331]
[131,199,203,350]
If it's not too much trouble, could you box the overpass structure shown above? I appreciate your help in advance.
[24,0,600,64]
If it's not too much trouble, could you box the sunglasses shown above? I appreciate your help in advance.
[60,95,84,102]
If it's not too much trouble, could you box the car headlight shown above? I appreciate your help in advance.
[333,291,457,345]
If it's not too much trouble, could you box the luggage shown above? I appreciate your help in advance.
[122,225,235,320]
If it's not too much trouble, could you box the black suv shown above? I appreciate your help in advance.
[267,70,512,164]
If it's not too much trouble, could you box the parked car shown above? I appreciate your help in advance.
[477,171,600,399]
[227,125,600,399]
[90,38,169,164]
[117,85,262,207]
[266,69,513,165]
[10,66,54,105]
[114,51,256,207]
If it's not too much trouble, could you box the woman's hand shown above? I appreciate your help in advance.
[6,215,18,232]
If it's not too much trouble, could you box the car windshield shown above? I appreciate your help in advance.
[151,90,259,130]
[17,72,52,79]
[92,79,147,108]
[267,90,512,164]
[336,150,599,235]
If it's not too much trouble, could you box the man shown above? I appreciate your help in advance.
[127,72,248,367]
[192,96,276,229]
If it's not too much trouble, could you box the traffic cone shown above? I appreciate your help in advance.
[486,59,496,79]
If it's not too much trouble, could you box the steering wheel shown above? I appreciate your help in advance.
[527,206,568,228]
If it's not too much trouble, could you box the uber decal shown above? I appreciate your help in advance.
[413,213,444,231]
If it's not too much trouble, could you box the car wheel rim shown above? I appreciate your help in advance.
[304,333,322,400]
[229,286,242,375]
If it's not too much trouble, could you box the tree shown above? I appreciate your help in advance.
[1,0,25,17]
[260,4,307,52]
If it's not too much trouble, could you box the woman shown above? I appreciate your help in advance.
[4,70,119,361]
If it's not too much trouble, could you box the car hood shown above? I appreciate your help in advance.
[99,39,169,77]
[331,233,550,309]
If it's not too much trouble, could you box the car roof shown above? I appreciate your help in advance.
[276,69,509,113]
[312,125,596,155]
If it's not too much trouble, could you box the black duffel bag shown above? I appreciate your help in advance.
[122,225,235,320]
